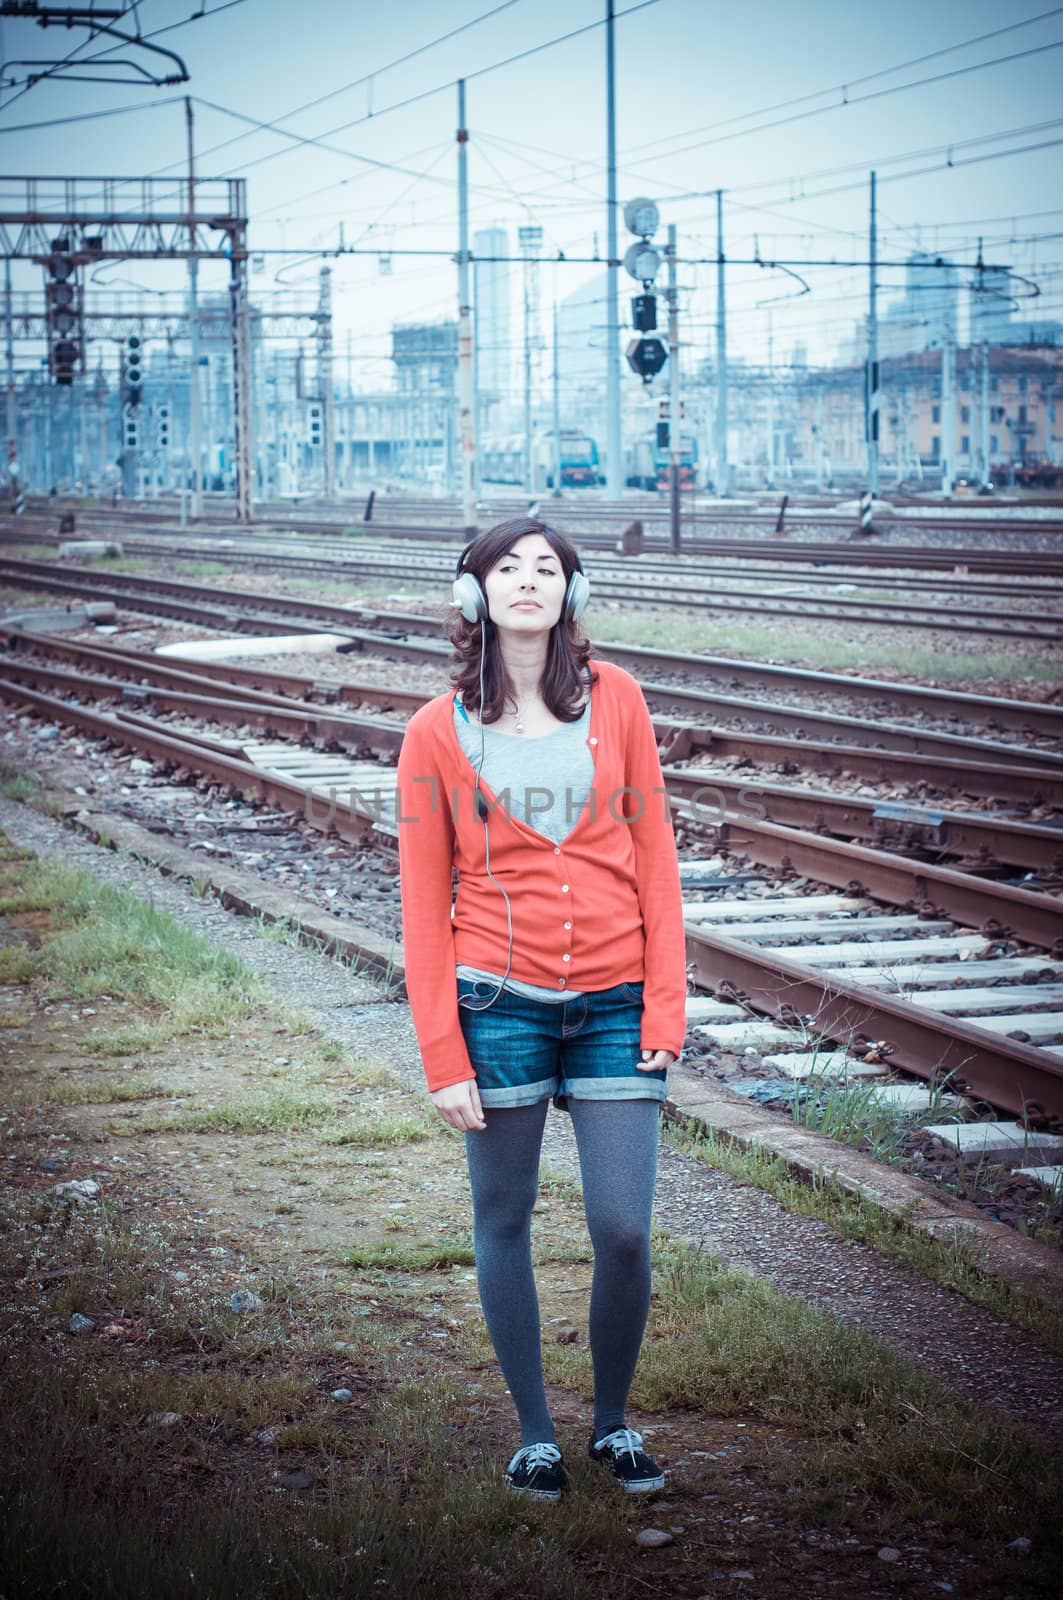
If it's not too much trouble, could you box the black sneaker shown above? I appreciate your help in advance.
[589,1426,665,1494]
[505,1442,566,1501]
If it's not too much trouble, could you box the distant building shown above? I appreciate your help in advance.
[969,265,1014,346]
[791,344,1063,476]
[391,321,457,395]
[875,252,961,358]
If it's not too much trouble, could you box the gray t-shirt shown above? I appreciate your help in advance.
[453,692,595,1004]
[453,695,593,845]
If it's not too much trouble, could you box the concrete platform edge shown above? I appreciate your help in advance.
[57,797,402,993]
[663,1062,1063,1312]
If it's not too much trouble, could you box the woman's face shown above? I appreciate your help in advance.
[482,533,568,633]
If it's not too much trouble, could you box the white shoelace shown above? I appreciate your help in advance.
[508,1442,562,1474]
[594,1426,645,1463]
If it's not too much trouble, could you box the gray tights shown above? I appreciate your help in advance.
[464,1096,659,1446]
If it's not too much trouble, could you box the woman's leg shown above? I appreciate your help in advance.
[567,1098,659,1439]
[464,1098,555,1446]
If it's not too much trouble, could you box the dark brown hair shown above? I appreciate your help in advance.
[447,517,597,723]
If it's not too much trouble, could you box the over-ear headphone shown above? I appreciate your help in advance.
[452,540,590,624]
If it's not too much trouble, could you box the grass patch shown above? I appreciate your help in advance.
[159,1084,337,1134]
[791,1070,959,1163]
[14,1074,175,1107]
[543,1232,1062,1553]
[593,609,1062,681]
[0,761,64,816]
[337,1240,476,1272]
[0,1188,637,1600]
[320,1109,431,1147]
[665,1116,1063,1361]
[0,855,264,1035]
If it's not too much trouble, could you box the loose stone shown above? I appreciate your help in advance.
[230,1288,264,1314]
[635,1529,674,1550]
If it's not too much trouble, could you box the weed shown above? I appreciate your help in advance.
[336,1240,476,1271]
[155,1085,338,1134]
[320,1110,430,1148]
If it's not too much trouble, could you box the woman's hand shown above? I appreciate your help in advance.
[431,1078,486,1132]
[638,1049,676,1072]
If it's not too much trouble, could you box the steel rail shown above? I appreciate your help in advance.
[29,492,1063,539]
[684,924,1063,1121]
[10,523,1063,602]
[2,554,1060,742]
[0,656,408,755]
[7,625,1060,810]
[0,678,392,847]
[662,768,1061,873]
[11,505,1063,577]
[673,806,1063,951]
[2,665,1057,952]
[5,529,1061,636]
[4,629,1060,862]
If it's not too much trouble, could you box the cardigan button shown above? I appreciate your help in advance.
[589,737,598,746]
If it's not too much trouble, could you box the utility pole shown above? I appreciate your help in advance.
[714,188,728,498]
[456,79,478,533]
[318,265,335,498]
[975,240,991,491]
[4,257,21,513]
[519,223,543,497]
[229,228,254,522]
[551,298,562,497]
[666,223,680,555]
[940,313,955,498]
[185,97,203,519]
[764,310,775,488]
[866,169,880,497]
[604,0,622,499]
[979,338,991,490]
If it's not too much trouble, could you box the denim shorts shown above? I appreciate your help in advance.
[456,977,667,1111]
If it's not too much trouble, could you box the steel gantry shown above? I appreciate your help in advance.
[0,175,255,520]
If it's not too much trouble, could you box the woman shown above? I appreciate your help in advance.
[396,517,687,1502]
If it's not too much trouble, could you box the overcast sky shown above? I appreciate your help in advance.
[2,0,1061,383]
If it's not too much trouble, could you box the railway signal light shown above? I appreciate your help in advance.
[623,241,660,285]
[625,334,668,382]
[308,402,323,448]
[156,404,170,450]
[123,336,143,406]
[632,293,657,332]
[122,403,140,451]
[45,236,82,386]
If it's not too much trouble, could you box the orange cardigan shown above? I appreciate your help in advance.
[396,658,687,1093]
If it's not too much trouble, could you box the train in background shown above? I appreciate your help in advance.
[479,430,602,488]
[479,425,702,492]
[624,431,699,491]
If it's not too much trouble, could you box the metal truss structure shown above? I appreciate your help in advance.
[0,176,255,519]
[5,300,326,342]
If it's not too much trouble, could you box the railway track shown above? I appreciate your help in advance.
[9,518,1063,605]
[15,500,1063,577]
[36,490,1063,540]
[1,632,1061,1139]
[5,525,1063,638]
[2,556,1061,759]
